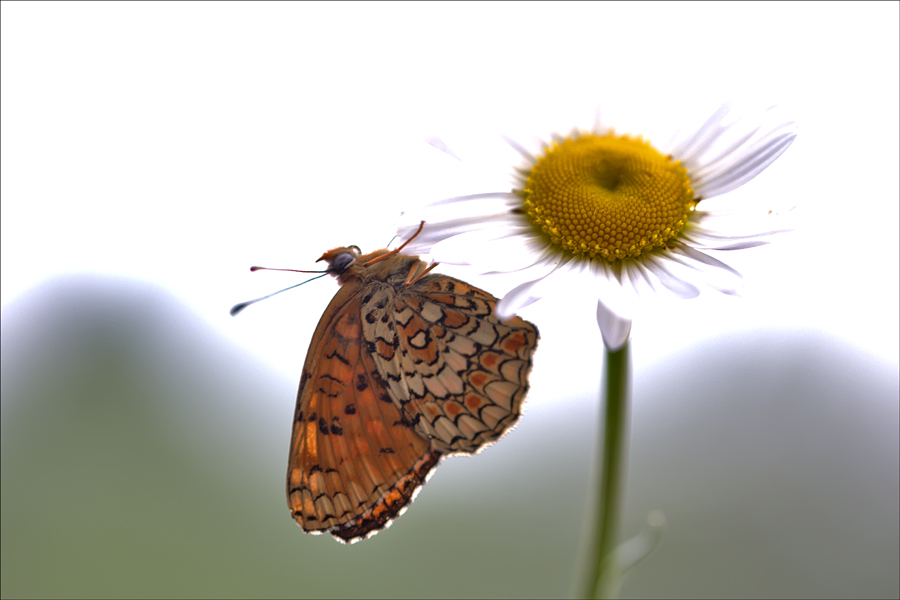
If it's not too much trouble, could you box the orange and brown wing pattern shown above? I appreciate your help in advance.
[360,274,539,454]
[287,283,441,543]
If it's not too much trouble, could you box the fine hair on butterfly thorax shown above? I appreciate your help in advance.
[243,221,540,543]
[315,221,439,286]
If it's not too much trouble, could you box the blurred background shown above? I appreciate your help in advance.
[2,2,898,598]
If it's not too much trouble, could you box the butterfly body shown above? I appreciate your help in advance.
[287,246,538,543]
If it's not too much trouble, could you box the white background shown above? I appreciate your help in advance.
[2,2,898,389]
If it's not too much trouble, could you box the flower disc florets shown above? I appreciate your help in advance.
[520,133,697,261]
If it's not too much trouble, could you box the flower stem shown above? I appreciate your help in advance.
[580,339,631,599]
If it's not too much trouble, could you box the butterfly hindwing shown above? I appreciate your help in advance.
[361,273,539,454]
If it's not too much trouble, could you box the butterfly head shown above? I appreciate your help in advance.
[317,246,363,278]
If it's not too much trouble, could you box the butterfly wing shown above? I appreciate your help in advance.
[287,282,441,543]
[360,274,539,454]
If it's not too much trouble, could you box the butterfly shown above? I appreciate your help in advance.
[287,227,539,543]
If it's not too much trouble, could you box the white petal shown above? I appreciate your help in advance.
[480,236,561,273]
[426,191,521,208]
[669,104,733,164]
[432,230,554,271]
[622,259,656,296]
[591,260,636,330]
[666,103,796,199]
[495,271,553,320]
[685,125,762,182]
[425,136,462,161]
[680,228,779,251]
[396,213,523,256]
[642,254,702,298]
[501,135,537,163]
[494,256,575,319]
[596,296,632,352]
[669,243,743,278]
[690,239,769,251]
[665,244,745,295]
[694,131,796,198]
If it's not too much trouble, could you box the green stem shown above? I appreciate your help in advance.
[580,339,631,599]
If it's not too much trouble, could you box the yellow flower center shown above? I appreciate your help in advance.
[520,133,697,261]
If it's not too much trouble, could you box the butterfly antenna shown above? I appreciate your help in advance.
[230,272,328,316]
[249,266,326,274]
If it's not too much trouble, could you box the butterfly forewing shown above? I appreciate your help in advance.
[287,283,440,542]
[287,247,538,543]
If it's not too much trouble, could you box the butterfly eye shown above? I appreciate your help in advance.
[329,251,357,274]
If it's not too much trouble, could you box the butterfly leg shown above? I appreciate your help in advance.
[363,221,427,269]
[404,261,438,286]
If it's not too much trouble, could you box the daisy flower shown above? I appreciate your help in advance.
[397,104,797,350]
